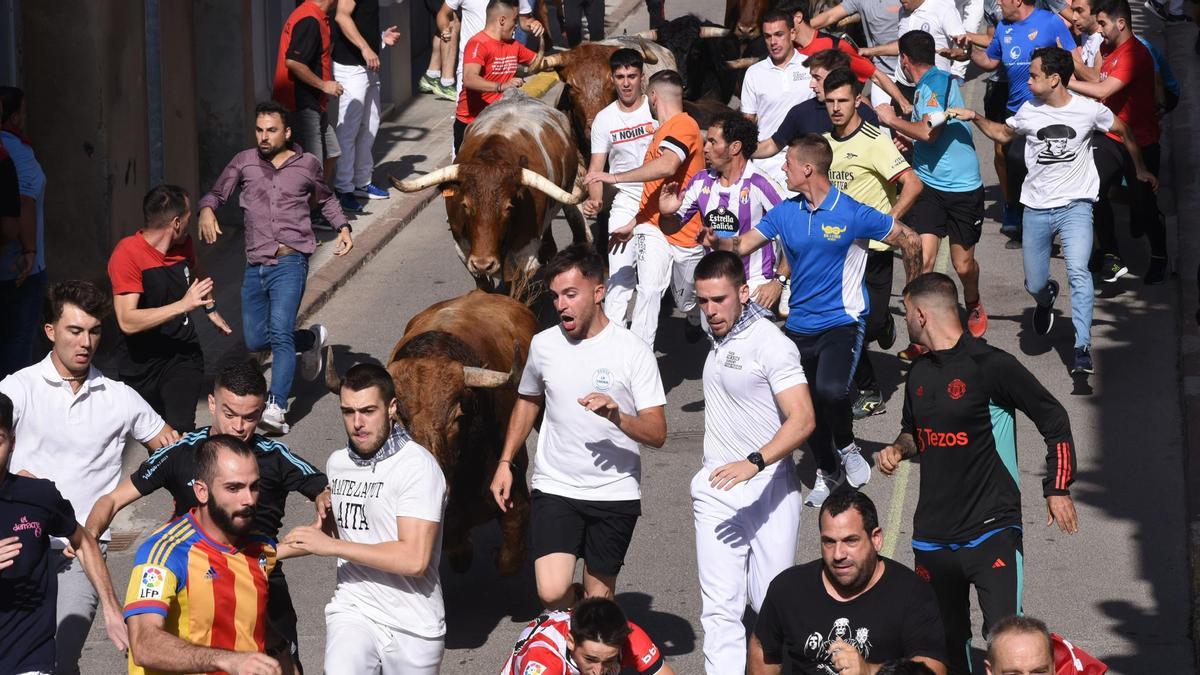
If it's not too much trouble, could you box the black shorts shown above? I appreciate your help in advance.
[907,185,985,248]
[984,79,1013,123]
[530,490,641,577]
[266,563,304,672]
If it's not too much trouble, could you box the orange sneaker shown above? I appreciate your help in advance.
[966,300,988,338]
[898,342,929,362]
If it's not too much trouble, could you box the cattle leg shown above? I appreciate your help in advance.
[564,204,590,245]
[495,468,531,577]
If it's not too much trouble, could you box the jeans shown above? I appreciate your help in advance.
[1022,200,1093,349]
[0,270,47,378]
[242,254,317,408]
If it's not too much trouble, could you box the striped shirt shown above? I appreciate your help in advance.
[678,164,785,286]
[124,511,277,675]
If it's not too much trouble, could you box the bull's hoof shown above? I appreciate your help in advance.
[448,546,474,574]
[494,546,526,577]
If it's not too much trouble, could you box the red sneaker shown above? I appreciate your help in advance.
[966,300,988,338]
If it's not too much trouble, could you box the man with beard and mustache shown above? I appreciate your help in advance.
[123,435,308,675]
[749,490,948,675]
[197,100,354,435]
[491,243,666,611]
[282,363,448,673]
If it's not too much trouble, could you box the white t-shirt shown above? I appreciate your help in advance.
[591,96,658,203]
[448,0,534,83]
[897,0,966,85]
[326,429,448,638]
[519,321,666,501]
[703,316,808,473]
[741,50,814,143]
[0,355,165,545]
[1006,94,1114,209]
[1080,31,1104,70]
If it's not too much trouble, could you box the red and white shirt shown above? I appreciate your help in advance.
[501,610,666,675]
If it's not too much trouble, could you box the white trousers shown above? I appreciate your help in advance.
[604,194,642,326]
[324,605,444,674]
[611,223,703,347]
[333,63,382,193]
[691,464,801,675]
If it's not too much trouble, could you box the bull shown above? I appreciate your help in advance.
[392,90,586,291]
[325,290,539,576]
[631,15,740,102]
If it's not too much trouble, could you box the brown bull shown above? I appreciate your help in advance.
[326,290,538,575]
[725,0,773,39]
[392,90,586,290]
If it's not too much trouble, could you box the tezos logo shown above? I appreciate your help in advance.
[592,368,614,391]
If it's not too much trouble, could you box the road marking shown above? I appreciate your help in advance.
[881,460,912,558]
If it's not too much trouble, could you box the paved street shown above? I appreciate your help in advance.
[78,2,1194,673]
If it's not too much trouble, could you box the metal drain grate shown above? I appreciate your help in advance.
[107,530,143,552]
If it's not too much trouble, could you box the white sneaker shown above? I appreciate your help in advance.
[839,443,871,488]
[299,324,328,381]
[258,402,290,435]
[805,469,844,508]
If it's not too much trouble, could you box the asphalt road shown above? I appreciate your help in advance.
[78,3,1193,674]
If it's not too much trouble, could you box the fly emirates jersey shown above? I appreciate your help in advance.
[591,97,657,204]
[501,610,666,675]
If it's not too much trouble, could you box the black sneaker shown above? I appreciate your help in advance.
[1005,238,1023,250]
[1100,254,1128,283]
[851,390,886,420]
[878,314,897,350]
[1033,280,1059,335]
[1144,255,1168,285]
[1072,346,1094,374]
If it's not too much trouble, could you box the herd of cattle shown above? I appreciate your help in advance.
[374,0,855,578]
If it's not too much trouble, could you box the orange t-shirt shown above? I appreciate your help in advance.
[635,112,705,247]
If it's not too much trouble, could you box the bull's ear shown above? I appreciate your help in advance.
[518,155,530,169]
[439,182,460,198]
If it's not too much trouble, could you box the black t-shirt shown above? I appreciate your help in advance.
[772,98,880,149]
[287,16,325,112]
[0,474,77,674]
[132,427,329,538]
[0,151,19,219]
[754,558,947,673]
[332,0,381,66]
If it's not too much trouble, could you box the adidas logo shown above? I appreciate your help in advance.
[204,566,219,580]
[992,558,1006,569]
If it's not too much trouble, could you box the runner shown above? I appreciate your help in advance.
[490,244,666,609]
[811,0,906,109]
[500,597,675,674]
[689,250,814,674]
[878,272,1080,675]
[1070,0,1105,83]
[702,133,922,508]
[742,9,815,188]
[857,0,966,98]
[454,0,538,153]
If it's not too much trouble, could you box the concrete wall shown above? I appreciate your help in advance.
[193,0,256,191]
[159,1,200,209]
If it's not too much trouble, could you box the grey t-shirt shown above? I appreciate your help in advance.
[840,0,901,76]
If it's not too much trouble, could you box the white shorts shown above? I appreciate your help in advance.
[324,604,444,674]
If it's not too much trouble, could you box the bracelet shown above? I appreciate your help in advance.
[498,458,520,469]
[203,304,217,314]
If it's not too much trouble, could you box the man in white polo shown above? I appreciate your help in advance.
[742,8,814,190]
[0,280,178,674]
[690,250,815,675]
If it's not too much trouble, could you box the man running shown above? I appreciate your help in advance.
[878,272,1080,675]
[501,597,675,674]
[582,48,658,329]
[857,0,966,100]
[742,10,815,188]
[689,251,815,674]
[702,133,922,509]
[491,244,666,609]
[87,359,328,671]
[455,0,538,153]
[811,0,906,109]
[950,46,1154,374]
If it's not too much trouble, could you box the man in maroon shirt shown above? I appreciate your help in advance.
[197,101,353,435]
[1068,0,1165,285]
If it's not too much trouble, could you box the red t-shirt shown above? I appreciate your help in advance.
[455,32,537,123]
[1099,36,1158,147]
[797,33,876,84]
[501,611,665,674]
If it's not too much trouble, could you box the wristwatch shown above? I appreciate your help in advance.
[747,452,766,473]
[774,273,788,285]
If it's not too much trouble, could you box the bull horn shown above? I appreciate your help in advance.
[639,48,659,65]
[632,29,658,39]
[520,168,584,205]
[463,365,516,388]
[529,52,565,73]
[391,165,460,192]
[725,57,761,69]
[323,346,340,395]
[699,27,732,37]
[524,35,547,74]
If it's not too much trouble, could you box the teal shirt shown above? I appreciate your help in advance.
[911,68,982,193]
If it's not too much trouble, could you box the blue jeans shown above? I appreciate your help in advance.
[0,270,48,378]
[1022,200,1093,349]
[241,254,316,408]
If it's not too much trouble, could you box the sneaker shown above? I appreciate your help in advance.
[851,390,886,420]
[337,191,365,214]
[259,402,290,435]
[431,80,458,101]
[877,313,897,350]
[1033,279,1059,335]
[966,300,988,338]
[299,324,328,381]
[1100,254,1128,283]
[898,342,929,362]
[418,74,437,93]
[838,443,872,488]
[1000,203,1020,236]
[1072,346,1094,374]
[1144,255,1168,285]
[805,468,845,508]
[354,183,390,200]
[1004,238,1023,250]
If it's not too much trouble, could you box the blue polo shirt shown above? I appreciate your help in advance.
[756,187,894,335]
[911,68,982,192]
[986,9,1075,112]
